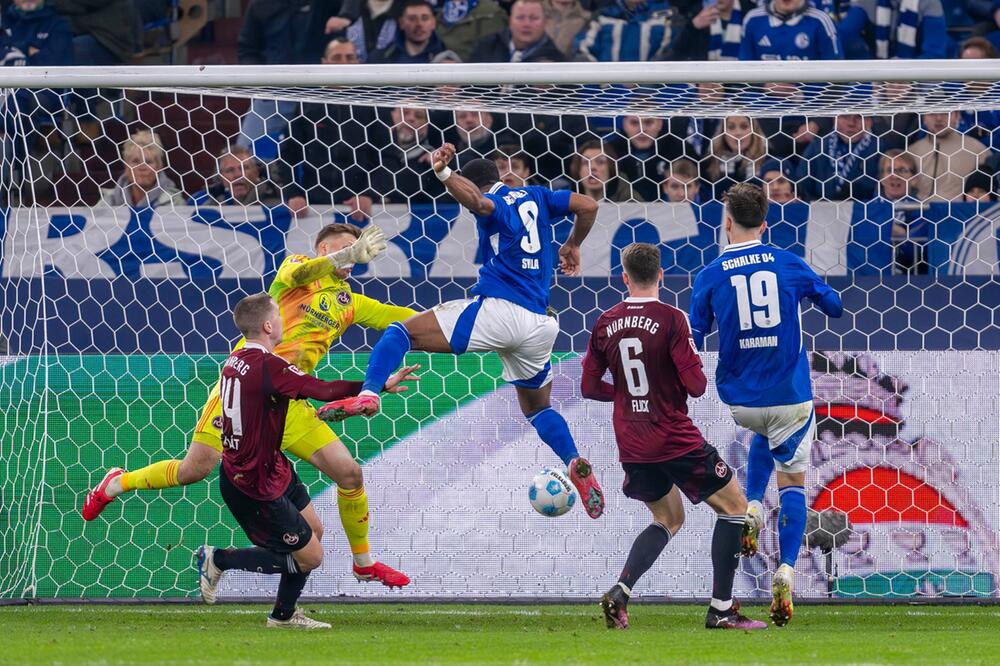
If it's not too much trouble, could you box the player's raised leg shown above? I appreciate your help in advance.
[81,440,221,521]
[741,433,774,556]
[318,310,446,421]
[601,486,684,629]
[319,299,605,517]
[517,382,604,519]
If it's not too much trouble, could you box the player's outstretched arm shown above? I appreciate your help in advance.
[280,226,388,288]
[432,143,496,217]
[351,292,418,331]
[558,193,598,276]
[272,357,421,403]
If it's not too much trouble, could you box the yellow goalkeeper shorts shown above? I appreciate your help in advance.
[191,382,339,461]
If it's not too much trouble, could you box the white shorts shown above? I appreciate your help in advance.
[432,297,559,388]
[729,400,815,474]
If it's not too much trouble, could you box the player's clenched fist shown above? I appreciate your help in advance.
[432,143,456,173]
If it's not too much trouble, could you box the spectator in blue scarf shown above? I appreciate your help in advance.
[668,0,755,61]
[793,114,880,202]
[838,0,949,60]
[576,0,682,62]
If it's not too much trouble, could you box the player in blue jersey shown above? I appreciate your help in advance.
[320,143,606,518]
[739,0,842,62]
[689,183,843,626]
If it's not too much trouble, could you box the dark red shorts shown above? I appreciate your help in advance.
[621,441,733,505]
[219,469,312,553]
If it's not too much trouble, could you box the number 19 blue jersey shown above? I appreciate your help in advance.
[689,240,843,408]
[471,183,572,315]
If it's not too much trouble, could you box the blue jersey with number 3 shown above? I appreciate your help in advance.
[689,240,843,408]
[471,183,572,315]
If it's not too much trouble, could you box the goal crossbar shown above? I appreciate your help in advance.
[2,61,998,118]
[1,61,998,88]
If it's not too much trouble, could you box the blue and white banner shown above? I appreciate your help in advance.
[2,201,999,280]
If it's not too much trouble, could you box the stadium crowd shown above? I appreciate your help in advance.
[4,0,1000,276]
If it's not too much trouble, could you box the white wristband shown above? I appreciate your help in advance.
[435,166,452,182]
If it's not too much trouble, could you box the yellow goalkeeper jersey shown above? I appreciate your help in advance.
[232,254,416,374]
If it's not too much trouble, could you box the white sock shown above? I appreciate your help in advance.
[616,581,632,597]
[710,598,733,612]
[105,476,124,499]
[353,552,374,568]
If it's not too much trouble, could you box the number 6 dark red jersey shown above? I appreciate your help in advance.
[581,297,709,464]
[218,342,363,500]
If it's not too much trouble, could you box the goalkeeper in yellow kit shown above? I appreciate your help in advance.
[82,223,415,587]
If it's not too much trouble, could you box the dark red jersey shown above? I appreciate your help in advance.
[219,343,362,500]
[581,297,707,463]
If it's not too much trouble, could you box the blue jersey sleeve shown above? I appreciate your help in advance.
[818,17,843,60]
[479,193,519,235]
[545,188,572,219]
[688,268,716,349]
[738,20,756,60]
[791,256,843,317]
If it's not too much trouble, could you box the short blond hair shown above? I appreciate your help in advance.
[121,129,167,169]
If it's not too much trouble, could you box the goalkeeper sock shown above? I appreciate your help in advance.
[118,460,181,496]
[271,572,310,621]
[337,486,373,567]
[527,408,579,466]
[618,522,672,592]
[777,485,807,568]
[361,322,411,395]
[710,514,745,607]
[214,547,298,574]
[745,434,774,503]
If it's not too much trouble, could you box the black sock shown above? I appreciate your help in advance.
[213,547,298,574]
[711,515,745,605]
[618,522,672,592]
[271,572,310,620]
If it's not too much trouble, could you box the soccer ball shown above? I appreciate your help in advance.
[528,468,577,517]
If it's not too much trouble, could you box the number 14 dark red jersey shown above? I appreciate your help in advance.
[218,342,362,500]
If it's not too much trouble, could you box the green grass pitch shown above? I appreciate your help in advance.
[2,603,998,665]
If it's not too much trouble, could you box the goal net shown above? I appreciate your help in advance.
[1,61,998,601]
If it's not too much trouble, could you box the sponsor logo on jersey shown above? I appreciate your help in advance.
[795,32,810,49]
[300,302,341,330]
[715,461,729,478]
[337,291,351,306]
[283,532,300,545]
[318,293,332,312]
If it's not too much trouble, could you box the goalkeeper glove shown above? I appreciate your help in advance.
[326,225,387,268]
